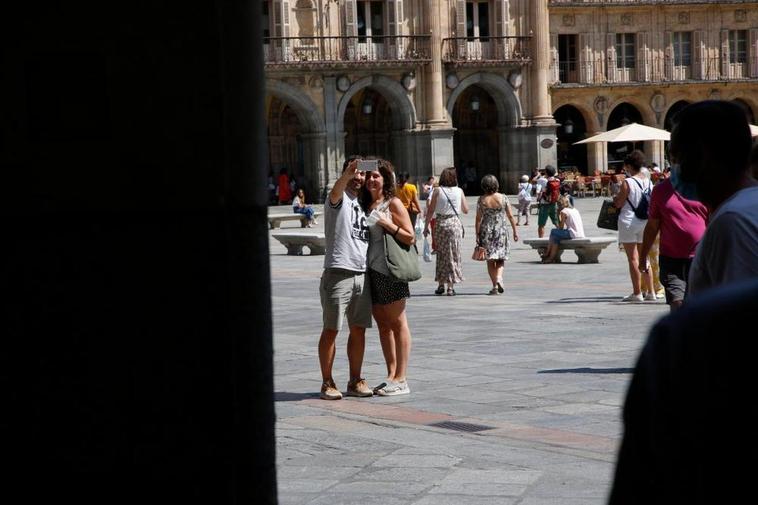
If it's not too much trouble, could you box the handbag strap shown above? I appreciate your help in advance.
[441,187,461,220]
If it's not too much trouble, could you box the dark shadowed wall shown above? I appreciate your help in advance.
[3,2,276,503]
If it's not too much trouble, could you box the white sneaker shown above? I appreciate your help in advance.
[376,380,410,396]
[643,292,657,302]
[621,293,643,303]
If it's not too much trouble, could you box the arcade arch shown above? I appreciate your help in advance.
[265,80,326,201]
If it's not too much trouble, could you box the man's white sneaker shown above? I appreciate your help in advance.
[644,292,657,302]
[621,293,644,303]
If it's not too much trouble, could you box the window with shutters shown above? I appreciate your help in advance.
[729,30,747,64]
[615,33,635,70]
[558,34,577,83]
[356,1,384,43]
[673,32,691,66]
[263,1,271,39]
[465,1,490,42]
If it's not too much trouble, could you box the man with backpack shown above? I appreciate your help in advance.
[537,165,561,238]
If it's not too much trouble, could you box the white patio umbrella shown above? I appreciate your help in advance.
[573,122,670,144]
[750,124,758,137]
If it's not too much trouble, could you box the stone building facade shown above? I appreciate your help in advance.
[264,0,556,199]
[265,0,758,199]
[549,0,758,174]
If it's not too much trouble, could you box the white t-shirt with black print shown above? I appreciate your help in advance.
[323,191,369,272]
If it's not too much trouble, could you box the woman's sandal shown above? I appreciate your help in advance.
[496,281,504,294]
[434,286,445,295]
[447,288,456,296]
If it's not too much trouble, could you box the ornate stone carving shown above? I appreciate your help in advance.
[309,76,323,89]
[650,93,666,113]
[508,70,522,90]
[735,10,747,23]
[562,14,575,27]
[336,75,351,92]
[445,73,459,89]
[594,96,609,115]
[678,12,690,25]
[621,14,632,26]
[401,72,416,91]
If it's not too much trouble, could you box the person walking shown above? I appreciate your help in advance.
[638,177,708,311]
[317,157,374,400]
[360,159,415,397]
[423,167,468,296]
[540,195,584,264]
[396,172,422,227]
[614,150,655,302]
[516,175,532,226]
[475,175,519,294]
[536,165,560,238]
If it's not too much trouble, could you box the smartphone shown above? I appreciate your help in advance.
[356,159,378,172]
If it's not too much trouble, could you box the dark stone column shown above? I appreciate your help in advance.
[3,3,276,504]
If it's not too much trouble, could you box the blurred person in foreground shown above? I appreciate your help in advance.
[609,100,758,504]
[608,278,758,505]
[669,101,758,297]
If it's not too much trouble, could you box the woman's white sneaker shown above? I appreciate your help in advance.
[376,380,410,396]
[621,293,644,303]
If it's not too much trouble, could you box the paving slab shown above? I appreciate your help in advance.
[271,195,667,503]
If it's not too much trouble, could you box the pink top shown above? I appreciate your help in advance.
[648,179,709,258]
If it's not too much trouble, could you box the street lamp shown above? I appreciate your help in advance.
[563,119,574,135]
[470,95,480,112]
[362,97,373,115]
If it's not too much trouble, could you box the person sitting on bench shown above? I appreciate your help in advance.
[292,188,317,227]
[541,195,585,264]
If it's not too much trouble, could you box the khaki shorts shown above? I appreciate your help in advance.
[320,268,373,331]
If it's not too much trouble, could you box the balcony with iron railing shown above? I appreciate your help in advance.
[442,36,532,67]
[552,55,757,85]
[264,36,432,69]
[549,0,755,5]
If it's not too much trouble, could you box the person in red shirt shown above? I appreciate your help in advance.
[639,178,709,310]
[278,167,292,205]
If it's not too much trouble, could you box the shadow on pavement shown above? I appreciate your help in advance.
[274,392,320,402]
[538,367,634,374]
[546,296,621,303]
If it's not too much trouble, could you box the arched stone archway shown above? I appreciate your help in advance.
[554,105,589,174]
[266,80,324,134]
[446,72,525,191]
[606,103,645,171]
[446,72,521,127]
[265,80,327,201]
[336,75,417,175]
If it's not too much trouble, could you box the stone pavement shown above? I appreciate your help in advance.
[270,195,668,505]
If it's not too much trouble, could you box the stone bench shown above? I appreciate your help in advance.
[522,237,616,264]
[272,232,326,256]
[268,211,322,229]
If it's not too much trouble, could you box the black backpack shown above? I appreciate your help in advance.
[627,178,651,220]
